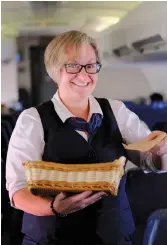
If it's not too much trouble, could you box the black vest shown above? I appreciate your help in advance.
[22,98,135,245]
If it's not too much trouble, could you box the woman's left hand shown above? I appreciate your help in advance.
[150,136,167,156]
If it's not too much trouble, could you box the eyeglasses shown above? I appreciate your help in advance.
[64,63,102,74]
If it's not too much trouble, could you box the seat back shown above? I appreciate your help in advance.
[143,209,167,245]
[126,169,167,226]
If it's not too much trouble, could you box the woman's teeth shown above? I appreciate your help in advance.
[72,82,89,87]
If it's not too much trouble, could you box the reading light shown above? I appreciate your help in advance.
[94,17,120,32]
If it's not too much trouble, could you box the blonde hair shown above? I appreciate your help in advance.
[44,30,101,82]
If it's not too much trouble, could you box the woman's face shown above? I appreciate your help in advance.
[57,44,100,101]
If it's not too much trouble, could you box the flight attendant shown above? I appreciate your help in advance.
[6,30,167,245]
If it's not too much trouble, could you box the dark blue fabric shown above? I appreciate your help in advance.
[117,174,135,245]
[22,235,39,245]
[22,98,135,245]
[65,113,103,134]
[65,113,103,142]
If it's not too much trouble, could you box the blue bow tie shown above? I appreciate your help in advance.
[65,113,103,137]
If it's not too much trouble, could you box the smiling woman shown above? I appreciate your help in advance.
[44,30,102,118]
[6,29,167,245]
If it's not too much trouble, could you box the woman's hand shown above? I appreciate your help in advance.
[150,136,167,156]
[53,191,106,215]
[150,135,167,170]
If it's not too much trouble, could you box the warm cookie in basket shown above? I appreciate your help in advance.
[23,156,126,197]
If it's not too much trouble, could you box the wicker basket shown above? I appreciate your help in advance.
[23,157,125,196]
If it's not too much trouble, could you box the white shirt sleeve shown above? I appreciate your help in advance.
[108,99,164,172]
[6,108,45,206]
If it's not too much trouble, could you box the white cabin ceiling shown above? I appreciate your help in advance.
[1,1,141,37]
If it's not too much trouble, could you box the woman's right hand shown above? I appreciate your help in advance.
[53,191,106,215]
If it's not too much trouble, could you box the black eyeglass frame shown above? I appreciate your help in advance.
[64,63,102,74]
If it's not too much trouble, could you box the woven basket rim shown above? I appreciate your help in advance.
[23,159,122,172]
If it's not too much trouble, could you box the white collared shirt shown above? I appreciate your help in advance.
[6,91,166,205]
